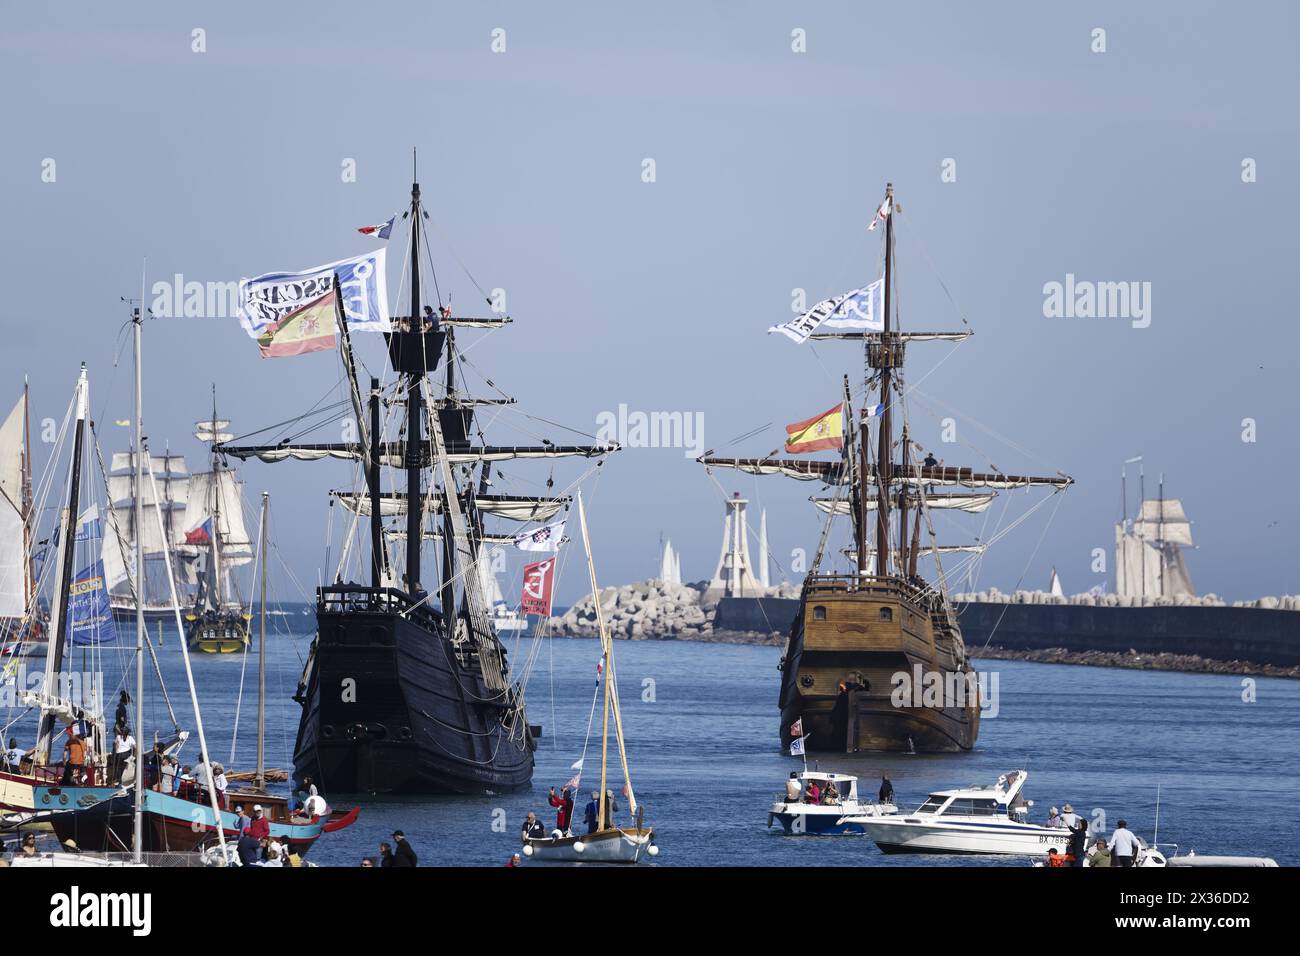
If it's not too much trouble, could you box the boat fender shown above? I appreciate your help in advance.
[573,841,585,853]
[522,844,534,857]
[648,844,659,857]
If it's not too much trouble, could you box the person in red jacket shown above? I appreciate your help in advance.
[246,804,271,840]
[548,786,575,835]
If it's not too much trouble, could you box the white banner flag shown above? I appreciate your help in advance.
[769,279,882,344]
[822,277,884,331]
[513,520,566,552]
[789,737,806,757]
[238,248,390,341]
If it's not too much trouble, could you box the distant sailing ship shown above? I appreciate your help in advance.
[1114,462,1194,600]
[1,385,42,655]
[104,447,192,623]
[183,401,253,653]
[220,163,615,793]
[701,184,1071,753]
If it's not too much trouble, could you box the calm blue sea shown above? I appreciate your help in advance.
[9,609,1298,867]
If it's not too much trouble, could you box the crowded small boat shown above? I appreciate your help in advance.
[768,770,897,835]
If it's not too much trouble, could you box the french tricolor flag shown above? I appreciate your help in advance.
[357,216,395,240]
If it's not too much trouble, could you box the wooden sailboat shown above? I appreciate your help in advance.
[522,492,657,864]
[701,184,1072,754]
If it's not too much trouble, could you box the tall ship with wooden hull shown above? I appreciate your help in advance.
[701,184,1071,754]
[221,167,613,794]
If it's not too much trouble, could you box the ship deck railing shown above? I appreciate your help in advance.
[802,573,948,613]
[316,585,445,630]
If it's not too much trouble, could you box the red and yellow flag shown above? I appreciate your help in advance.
[785,402,844,454]
[257,289,339,358]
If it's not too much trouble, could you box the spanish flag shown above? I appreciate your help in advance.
[256,289,339,358]
[785,403,844,454]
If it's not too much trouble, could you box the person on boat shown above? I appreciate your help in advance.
[1067,817,1088,868]
[603,789,619,825]
[392,830,418,866]
[822,781,839,805]
[360,857,375,867]
[211,763,229,809]
[247,805,270,840]
[1108,819,1138,868]
[115,691,130,732]
[142,742,163,790]
[303,785,327,819]
[234,805,251,835]
[2,737,24,771]
[283,842,303,867]
[1046,806,1064,828]
[805,780,821,805]
[236,833,261,867]
[1045,847,1074,868]
[60,726,86,785]
[878,774,894,804]
[521,811,546,840]
[922,452,940,469]
[785,772,802,803]
[379,842,395,867]
[18,833,38,859]
[177,765,195,800]
[548,785,574,835]
[1060,803,1081,829]
[109,725,133,785]
[1087,837,1112,868]
[584,792,600,834]
[160,754,179,794]
[505,853,521,867]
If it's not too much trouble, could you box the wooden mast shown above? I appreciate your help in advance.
[368,378,383,589]
[577,492,612,831]
[255,491,268,792]
[405,152,424,597]
[873,183,895,579]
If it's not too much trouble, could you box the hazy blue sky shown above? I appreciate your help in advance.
[2,1,1297,602]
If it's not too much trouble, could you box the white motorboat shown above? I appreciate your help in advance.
[768,771,896,835]
[845,770,1076,856]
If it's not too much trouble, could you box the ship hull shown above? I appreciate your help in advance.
[778,576,979,754]
[293,590,535,795]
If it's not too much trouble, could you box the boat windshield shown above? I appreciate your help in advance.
[942,798,1001,817]
[916,796,948,814]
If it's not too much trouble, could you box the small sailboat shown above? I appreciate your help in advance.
[522,492,657,864]
[0,382,47,658]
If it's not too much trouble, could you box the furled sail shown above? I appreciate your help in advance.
[218,441,615,465]
[331,490,568,522]
[808,330,974,342]
[700,457,1070,491]
[811,492,996,515]
[109,452,188,476]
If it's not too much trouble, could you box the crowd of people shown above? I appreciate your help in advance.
[1043,803,1143,868]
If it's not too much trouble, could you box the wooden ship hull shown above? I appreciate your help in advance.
[292,587,535,795]
[779,575,979,753]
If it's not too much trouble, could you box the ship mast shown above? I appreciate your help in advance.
[405,156,424,597]
[871,183,895,579]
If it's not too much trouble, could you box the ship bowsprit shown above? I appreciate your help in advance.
[293,588,535,795]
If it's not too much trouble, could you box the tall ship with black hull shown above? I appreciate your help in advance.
[701,184,1072,754]
[220,170,615,793]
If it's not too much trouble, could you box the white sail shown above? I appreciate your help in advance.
[1133,498,1193,547]
[110,452,187,476]
[183,470,253,565]
[475,553,506,607]
[0,394,26,618]
[107,473,190,508]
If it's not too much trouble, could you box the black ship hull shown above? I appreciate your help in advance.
[293,587,535,795]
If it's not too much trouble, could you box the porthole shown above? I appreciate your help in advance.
[322,724,336,739]
[879,606,893,622]
[800,674,815,688]
[813,605,827,621]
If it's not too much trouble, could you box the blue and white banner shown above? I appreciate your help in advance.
[822,277,884,331]
[69,560,117,647]
[238,248,391,340]
[769,277,884,344]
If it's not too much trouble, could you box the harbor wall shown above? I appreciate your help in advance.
[713,596,1300,667]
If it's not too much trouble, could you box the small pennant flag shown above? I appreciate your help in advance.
[864,402,885,419]
[868,195,892,232]
[114,419,130,427]
[790,718,803,738]
[785,403,844,454]
[790,737,806,757]
[256,288,339,358]
[357,216,395,240]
